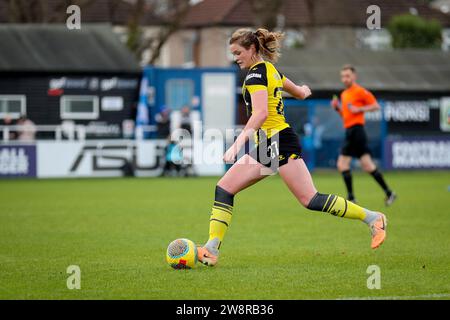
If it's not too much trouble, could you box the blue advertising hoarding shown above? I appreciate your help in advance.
[0,145,37,178]
[384,136,450,170]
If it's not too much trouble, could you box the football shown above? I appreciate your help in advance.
[166,238,198,269]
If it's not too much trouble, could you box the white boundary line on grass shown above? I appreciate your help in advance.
[337,293,450,300]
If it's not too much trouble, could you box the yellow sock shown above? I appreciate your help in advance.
[307,193,380,223]
[209,201,233,244]
[324,195,366,220]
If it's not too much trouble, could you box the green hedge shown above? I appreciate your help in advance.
[388,14,442,49]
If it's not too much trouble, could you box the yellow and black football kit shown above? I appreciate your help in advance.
[242,61,302,169]
[203,65,387,256]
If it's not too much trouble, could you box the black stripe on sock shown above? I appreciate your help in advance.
[342,199,348,217]
[321,195,332,211]
[214,201,233,212]
[307,192,331,212]
[308,193,320,208]
[327,196,338,213]
[213,205,233,215]
[215,185,234,207]
[323,195,336,213]
[210,218,229,227]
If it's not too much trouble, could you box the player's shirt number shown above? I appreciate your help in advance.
[267,141,279,159]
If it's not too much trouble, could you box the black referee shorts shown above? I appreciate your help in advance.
[248,127,302,170]
[341,124,371,158]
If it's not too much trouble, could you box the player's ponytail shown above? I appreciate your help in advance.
[254,28,284,63]
[229,28,284,63]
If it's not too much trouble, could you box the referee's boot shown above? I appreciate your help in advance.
[385,191,397,207]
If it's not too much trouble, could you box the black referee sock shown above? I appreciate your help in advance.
[341,170,354,200]
[370,168,391,196]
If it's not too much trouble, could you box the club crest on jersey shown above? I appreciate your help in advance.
[246,73,262,81]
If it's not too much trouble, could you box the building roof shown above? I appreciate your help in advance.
[0,24,141,73]
[277,48,450,92]
[0,0,164,25]
[183,0,450,28]
[182,0,241,27]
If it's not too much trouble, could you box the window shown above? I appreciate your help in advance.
[60,96,99,120]
[356,29,392,50]
[183,38,195,67]
[165,80,194,110]
[0,95,26,119]
[101,97,124,111]
[181,31,198,68]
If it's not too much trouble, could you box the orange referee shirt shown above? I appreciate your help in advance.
[339,83,378,129]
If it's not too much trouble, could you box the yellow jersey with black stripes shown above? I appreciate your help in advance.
[242,60,289,138]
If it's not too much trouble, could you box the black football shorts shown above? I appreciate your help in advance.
[248,127,302,170]
[341,124,371,158]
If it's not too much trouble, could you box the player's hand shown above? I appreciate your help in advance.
[331,97,339,109]
[299,85,311,99]
[223,145,238,163]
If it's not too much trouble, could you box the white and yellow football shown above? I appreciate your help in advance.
[166,238,198,269]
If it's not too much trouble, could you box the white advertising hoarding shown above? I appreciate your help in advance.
[36,140,224,178]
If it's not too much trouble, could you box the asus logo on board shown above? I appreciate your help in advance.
[70,144,165,172]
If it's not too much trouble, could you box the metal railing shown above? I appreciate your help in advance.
[0,124,158,142]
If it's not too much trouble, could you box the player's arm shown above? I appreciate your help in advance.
[354,103,380,113]
[235,90,268,149]
[282,76,311,100]
[349,89,380,114]
[223,90,268,163]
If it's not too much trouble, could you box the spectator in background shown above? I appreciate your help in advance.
[155,107,171,139]
[162,138,183,177]
[180,106,192,135]
[2,116,17,140]
[16,116,36,141]
[178,106,195,175]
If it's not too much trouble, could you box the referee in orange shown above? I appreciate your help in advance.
[331,64,396,206]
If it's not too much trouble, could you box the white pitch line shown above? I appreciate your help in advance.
[336,293,450,300]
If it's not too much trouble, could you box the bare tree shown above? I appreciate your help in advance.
[106,0,123,23]
[7,0,47,22]
[6,0,97,23]
[126,0,145,54]
[125,0,191,65]
[249,0,284,30]
[4,0,191,64]
[305,0,315,26]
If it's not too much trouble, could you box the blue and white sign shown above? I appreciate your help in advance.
[0,145,37,178]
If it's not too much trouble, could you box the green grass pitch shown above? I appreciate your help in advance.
[1,171,449,300]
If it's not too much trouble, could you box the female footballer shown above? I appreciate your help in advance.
[197,28,387,266]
